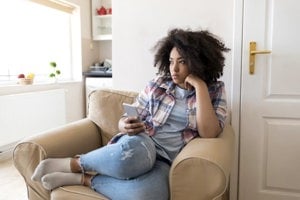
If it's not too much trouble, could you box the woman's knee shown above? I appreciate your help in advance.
[115,134,156,178]
[119,133,156,160]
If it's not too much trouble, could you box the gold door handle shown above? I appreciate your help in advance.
[249,41,272,74]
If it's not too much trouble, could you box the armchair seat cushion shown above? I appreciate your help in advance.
[51,186,108,200]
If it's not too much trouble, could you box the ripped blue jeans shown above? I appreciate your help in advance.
[80,133,170,200]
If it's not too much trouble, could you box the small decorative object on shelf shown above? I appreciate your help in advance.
[97,6,107,15]
[107,7,112,14]
[18,73,35,85]
[49,61,61,82]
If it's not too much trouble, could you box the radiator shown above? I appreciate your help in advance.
[0,89,66,156]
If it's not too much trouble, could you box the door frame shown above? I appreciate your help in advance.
[230,0,244,199]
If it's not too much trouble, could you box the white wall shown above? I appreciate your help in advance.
[112,0,234,94]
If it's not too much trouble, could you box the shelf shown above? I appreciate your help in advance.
[93,34,112,40]
[92,0,112,41]
[95,14,112,19]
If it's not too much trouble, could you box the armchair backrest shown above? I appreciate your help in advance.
[87,89,138,145]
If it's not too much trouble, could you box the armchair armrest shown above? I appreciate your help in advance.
[13,118,102,200]
[169,125,235,200]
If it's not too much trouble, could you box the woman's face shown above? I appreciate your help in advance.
[169,47,190,88]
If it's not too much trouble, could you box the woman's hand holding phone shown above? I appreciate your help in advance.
[120,103,145,135]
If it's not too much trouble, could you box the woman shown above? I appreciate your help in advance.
[31,28,230,200]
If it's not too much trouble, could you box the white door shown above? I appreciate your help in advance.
[239,0,300,200]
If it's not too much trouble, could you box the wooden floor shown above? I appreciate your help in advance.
[0,158,27,200]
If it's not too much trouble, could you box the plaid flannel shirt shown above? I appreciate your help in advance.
[109,75,227,144]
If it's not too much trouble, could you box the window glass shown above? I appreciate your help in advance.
[0,0,78,83]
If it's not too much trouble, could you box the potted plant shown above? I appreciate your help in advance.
[49,62,61,82]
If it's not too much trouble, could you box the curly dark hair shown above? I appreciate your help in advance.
[152,28,230,84]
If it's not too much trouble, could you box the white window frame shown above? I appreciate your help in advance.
[0,0,82,85]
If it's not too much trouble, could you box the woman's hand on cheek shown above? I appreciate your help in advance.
[184,74,200,90]
[184,74,205,90]
[184,81,193,90]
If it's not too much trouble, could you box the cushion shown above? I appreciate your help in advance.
[87,89,138,145]
[51,186,108,200]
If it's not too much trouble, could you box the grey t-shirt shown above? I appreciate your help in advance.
[151,86,193,161]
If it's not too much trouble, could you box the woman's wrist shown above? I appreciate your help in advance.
[194,80,207,92]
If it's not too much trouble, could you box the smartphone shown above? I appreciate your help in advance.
[122,103,139,118]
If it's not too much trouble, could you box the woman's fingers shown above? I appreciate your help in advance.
[125,120,145,135]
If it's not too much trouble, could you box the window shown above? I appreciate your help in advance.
[0,0,81,84]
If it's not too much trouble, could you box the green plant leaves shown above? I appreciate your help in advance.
[49,62,60,78]
[49,73,56,77]
[50,62,57,67]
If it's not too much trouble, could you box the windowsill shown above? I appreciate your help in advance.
[0,80,83,95]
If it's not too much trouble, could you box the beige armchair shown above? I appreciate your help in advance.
[13,88,235,200]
